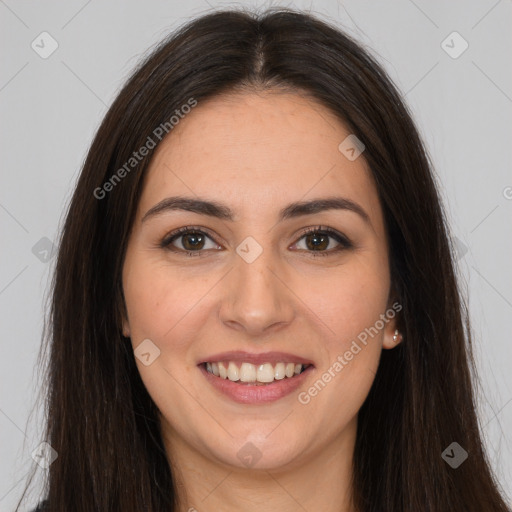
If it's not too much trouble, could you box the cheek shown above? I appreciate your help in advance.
[302,258,390,351]
[123,258,204,347]
[295,254,389,412]
[123,262,206,409]
[296,284,386,437]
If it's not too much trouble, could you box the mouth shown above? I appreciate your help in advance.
[201,361,313,386]
[197,352,315,404]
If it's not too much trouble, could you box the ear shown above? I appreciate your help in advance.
[382,296,403,350]
[122,316,131,338]
[382,324,403,349]
[117,292,131,338]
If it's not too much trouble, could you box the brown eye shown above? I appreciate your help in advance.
[180,231,206,250]
[293,227,352,257]
[304,232,330,251]
[161,227,221,254]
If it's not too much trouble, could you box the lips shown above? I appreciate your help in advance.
[199,363,314,403]
[198,350,314,367]
[197,350,315,404]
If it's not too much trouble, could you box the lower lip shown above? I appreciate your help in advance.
[199,364,314,404]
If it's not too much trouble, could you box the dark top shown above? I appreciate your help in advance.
[31,500,48,511]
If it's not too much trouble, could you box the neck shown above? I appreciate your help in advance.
[162,417,358,512]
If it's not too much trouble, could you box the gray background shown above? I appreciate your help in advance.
[1,0,511,510]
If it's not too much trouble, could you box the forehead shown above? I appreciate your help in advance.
[137,91,383,228]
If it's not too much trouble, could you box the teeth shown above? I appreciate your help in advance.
[227,362,240,381]
[257,363,275,383]
[274,362,286,380]
[218,362,228,379]
[240,362,256,382]
[205,361,308,383]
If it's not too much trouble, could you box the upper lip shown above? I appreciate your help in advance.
[198,351,315,367]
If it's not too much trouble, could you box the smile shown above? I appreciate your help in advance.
[204,361,311,385]
[199,362,314,404]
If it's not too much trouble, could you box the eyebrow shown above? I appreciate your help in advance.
[141,196,371,226]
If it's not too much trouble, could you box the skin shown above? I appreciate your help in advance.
[121,90,402,512]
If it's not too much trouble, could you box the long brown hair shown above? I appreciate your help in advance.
[17,7,510,512]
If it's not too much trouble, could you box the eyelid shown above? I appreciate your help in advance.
[294,225,351,244]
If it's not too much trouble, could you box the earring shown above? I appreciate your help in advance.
[393,329,400,343]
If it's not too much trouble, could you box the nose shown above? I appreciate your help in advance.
[219,249,295,337]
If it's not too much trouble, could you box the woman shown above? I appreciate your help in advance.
[19,7,510,512]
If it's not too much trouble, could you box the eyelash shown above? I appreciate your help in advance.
[160,225,353,258]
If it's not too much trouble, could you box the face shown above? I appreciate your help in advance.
[121,90,401,472]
